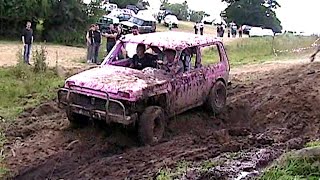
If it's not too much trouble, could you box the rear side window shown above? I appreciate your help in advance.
[202,44,222,66]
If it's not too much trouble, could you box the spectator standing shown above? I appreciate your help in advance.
[103,24,118,53]
[114,23,123,40]
[231,25,237,38]
[168,21,173,31]
[199,22,204,35]
[194,22,198,34]
[21,21,33,65]
[125,25,140,58]
[238,26,243,38]
[86,24,95,63]
[92,24,102,64]
[221,26,225,37]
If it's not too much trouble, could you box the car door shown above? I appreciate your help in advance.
[169,47,207,115]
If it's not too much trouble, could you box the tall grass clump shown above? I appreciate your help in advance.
[0,45,64,120]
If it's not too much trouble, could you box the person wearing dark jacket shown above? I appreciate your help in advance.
[103,24,118,53]
[92,24,102,64]
[21,21,33,65]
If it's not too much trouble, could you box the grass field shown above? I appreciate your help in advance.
[202,35,318,66]
[260,142,320,180]
[0,64,63,119]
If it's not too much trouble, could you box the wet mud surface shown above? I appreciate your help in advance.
[3,62,320,179]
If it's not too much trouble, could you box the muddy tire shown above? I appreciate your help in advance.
[66,110,89,128]
[206,80,227,114]
[138,106,166,145]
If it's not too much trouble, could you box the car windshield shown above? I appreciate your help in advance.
[128,17,144,26]
[103,42,187,73]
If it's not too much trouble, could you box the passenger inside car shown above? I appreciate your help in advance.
[129,43,157,70]
[160,49,184,74]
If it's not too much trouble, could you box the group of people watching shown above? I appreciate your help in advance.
[217,24,243,38]
[194,22,205,35]
[86,23,137,64]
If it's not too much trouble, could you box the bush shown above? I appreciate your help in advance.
[33,44,47,73]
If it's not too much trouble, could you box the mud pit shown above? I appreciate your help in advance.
[3,62,320,179]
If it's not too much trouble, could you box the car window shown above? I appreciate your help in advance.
[129,17,144,26]
[201,44,222,66]
[180,47,197,72]
[143,21,152,26]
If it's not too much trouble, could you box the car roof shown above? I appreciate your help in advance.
[133,14,156,22]
[120,32,222,50]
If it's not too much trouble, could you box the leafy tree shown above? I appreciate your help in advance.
[189,10,205,22]
[109,0,140,8]
[161,1,189,20]
[223,0,282,33]
[0,0,103,45]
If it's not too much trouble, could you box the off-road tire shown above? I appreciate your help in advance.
[138,106,166,145]
[66,110,89,128]
[206,80,227,114]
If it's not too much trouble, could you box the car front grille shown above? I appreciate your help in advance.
[70,93,126,115]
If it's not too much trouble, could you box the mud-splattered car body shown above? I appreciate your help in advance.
[58,32,230,144]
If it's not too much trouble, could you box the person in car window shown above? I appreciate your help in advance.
[161,49,184,74]
[130,43,157,70]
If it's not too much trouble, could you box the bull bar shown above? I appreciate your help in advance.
[58,87,137,125]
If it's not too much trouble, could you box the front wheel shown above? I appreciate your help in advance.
[138,106,166,145]
[66,110,89,128]
[205,80,227,114]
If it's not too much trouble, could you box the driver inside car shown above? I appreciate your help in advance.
[130,43,157,70]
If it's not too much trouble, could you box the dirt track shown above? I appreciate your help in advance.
[3,61,320,179]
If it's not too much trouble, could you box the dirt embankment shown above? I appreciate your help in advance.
[3,62,320,179]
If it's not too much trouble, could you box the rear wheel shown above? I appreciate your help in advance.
[138,106,166,145]
[206,80,227,114]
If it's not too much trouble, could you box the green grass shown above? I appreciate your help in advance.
[156,160,191,180]
[305,141,320,148]
[202,35,319,67]
[260,156,320,180]
[0,64,64,119]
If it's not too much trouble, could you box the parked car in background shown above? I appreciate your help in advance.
[97,15,120,33]
[262,28,275,36]
[58,32,230,145]
[202,15,215,25]
[126,4,140,14]
[109,9,134,22]
[101,3,118,13]
[241,25,252,35]
[164,15,179,27]
[249,27,274,37]
[121,15,156,34]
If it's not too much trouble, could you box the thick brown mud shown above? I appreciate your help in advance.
[3,62,320,179]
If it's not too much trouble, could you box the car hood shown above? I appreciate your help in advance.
[65,65,172,101]
[121,21,136,27]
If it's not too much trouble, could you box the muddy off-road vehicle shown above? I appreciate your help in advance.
[58,32,230,145]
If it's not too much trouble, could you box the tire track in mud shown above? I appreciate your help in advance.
[4,62,320,179]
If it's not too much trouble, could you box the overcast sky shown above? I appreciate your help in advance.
[88,0,320,33]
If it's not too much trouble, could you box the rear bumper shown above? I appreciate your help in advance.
[58,88,137,125]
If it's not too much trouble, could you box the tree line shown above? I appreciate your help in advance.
[0,0,103,46]
[0,0,283,46]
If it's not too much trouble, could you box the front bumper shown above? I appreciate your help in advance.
[58,88,137,125]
